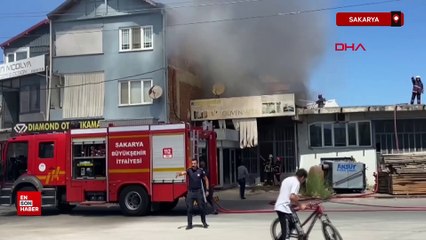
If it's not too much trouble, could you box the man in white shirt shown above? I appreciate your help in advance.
[274,168,308,240]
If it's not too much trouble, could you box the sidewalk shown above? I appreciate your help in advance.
[214,187,278,211]
[213,186,426,211]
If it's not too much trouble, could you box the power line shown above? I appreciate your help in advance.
[0,0,222,16]
[0,0,275,18]
[0,0,401,39]
[169,0,402,26]
[0,67,165,92]
[0,0,400,18]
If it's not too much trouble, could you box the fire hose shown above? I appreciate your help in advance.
[213,173,426,214]
[214,199,426,214]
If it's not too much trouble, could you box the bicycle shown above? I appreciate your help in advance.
[270,202,343,240]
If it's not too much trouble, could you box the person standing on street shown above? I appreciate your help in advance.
[274,169,308,240]
[176,159,209,230]
[273,157,282,186]
[237,161,249,199]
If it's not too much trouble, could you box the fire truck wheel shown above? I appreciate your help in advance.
[119,185,150,216]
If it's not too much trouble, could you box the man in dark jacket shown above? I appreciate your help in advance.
[176,159,209,230]
[411,76,424,104]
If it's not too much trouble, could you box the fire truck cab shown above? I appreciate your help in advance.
[0,123,217,216]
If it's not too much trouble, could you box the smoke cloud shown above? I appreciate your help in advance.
[163,0,331,100]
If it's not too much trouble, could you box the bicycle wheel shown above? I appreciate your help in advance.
[271,218,303,240]
[322,221,343,240]
[270,218,281,240]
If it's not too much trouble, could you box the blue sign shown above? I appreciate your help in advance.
[337,163,356,172]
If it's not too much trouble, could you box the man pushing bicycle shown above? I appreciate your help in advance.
[274,169,308,240]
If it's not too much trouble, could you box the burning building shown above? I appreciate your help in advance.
[163,0,331,187]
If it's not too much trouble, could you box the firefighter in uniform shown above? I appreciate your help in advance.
[176,159,209,230]
[411,76,424,104]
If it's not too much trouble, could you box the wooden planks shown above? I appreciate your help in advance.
[380,153,426,195]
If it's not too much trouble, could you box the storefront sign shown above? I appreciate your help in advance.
[190,94,295,121]
[0,54,45,80]
[13,119,102,134]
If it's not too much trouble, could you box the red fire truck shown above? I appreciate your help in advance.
[0,123,217,216]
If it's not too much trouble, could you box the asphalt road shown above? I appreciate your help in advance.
[1,198,426,240]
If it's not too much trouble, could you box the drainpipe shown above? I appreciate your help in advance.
[46,19,53,121]
[162,8,169,123]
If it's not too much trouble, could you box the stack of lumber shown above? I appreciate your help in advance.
[381,153,426,195]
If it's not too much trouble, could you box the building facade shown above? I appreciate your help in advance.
[190,94,297,187]
[0,20,50,136]
[47,0,168,125]
[297,104,426,186]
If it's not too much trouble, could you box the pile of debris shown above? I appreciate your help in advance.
[378,153,426,195]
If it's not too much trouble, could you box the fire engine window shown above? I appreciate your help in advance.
[39,142,55,158]
[6,142,28,181]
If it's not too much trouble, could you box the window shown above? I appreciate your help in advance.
[5,48,29,63]
[56,28,103,56]
[323,124,332,146]
[63,72,105,118]
[6,142,28,181]
[309,121,371,147]
[119,26,153,51]
[119,80,153,105]
[7,53,14,63]
[334,123,346,147]
[348,123,357,146]
[20,84,40,113]
[358,122,371,146]
[309,124,322,147]
[39,142,55,158]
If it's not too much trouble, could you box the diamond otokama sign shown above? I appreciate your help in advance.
[17,191,41,216]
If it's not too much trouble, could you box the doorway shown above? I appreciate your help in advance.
[219,147,237,187]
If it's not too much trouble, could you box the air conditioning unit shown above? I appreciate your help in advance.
[335,113,349,122]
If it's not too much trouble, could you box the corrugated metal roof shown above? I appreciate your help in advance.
[297,104,426,115]
[0,19,49,49]
[47,0,158,19]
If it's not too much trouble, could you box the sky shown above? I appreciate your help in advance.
[0,0,424,107]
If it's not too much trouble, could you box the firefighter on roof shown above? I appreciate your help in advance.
[411,76,424,104]
[316,94,326,108]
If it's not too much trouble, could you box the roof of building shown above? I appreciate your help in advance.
[0,19,49,49]
[297,103,426,115]
[47,0,158,19]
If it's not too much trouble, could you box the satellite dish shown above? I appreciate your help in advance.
[148,85,163,99]
[212,83,225,96]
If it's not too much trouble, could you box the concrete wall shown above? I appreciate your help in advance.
[168,65,203,123]
[297,113,377,186]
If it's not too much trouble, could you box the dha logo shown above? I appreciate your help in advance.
[337,163,356,172]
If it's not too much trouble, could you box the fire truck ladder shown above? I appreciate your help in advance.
[191,129,201,162]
